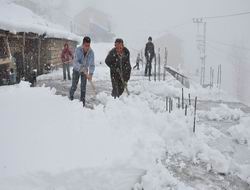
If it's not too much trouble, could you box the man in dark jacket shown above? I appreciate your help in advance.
[61,43,74,80]
[105,38,131,98]
[144,36,155,76]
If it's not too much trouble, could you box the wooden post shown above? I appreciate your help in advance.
[22,32,26,78]
[158,48,161,81]
[188,93,191,106]
[185,105,188,116]
[163,47,167,81]
[166,97,169,112]
[5,35,12,58]
[169,98,171,113]
[193,97,197,133]
[154,55,157,81]
[37,37,41,75]
[170,98,173,112]
[182,88,184,109]
[141,50,144,69]
[177,97,180,109]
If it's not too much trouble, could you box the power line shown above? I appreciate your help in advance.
[207,40,250,51]
[202,11,250,20]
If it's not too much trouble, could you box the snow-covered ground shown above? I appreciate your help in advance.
[1,42,250,189]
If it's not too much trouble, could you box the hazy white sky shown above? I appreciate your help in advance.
[68,0,250,48]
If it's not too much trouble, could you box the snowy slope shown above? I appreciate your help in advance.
[0,1,81,41]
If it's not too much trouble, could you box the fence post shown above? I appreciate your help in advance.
[185,104,188,116]
[193,97,197,133]
[182,88,184,109]
[178,97,181,109]
[158,48,161,81]
[169,98,171,113]
[166,97,169,112]
[154,54,157,81]
[163,47,168,81]
[188,93,191,106]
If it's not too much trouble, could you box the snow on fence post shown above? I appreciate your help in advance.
[193,97,198,133]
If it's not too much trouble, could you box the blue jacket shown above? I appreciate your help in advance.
[73,46,95,75]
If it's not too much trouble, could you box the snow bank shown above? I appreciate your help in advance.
[0,1,81,42]
[1,81,246,189]
[198,104,244,121]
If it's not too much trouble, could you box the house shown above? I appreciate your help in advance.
[73,7,115,42]
[0,2,80,84]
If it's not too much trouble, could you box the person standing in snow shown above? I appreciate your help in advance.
[61,43,74,80]
[69,37,95,107]
[105,38,131,98]
[133,53,143,70]
[144,36,155,76]
[9,68,16,85]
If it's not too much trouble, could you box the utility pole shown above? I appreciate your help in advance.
[193,18,207,87]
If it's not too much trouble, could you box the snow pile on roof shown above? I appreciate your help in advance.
[0,1,81,42]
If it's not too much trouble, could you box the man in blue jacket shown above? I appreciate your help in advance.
[69,36,95,107]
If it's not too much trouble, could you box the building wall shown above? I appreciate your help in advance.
[0,31,77,76]
[41,38,77,68]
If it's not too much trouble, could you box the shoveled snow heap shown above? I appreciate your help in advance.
[0,1,81,42]
[0,78,249,189]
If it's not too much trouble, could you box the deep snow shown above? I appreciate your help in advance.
[1,55,250,189]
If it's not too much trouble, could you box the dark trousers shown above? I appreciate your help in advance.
[69,69,87,104]
[133,62,140,70]
[111,72,124,98]
[145,58,152,76]
[63,63,71,80]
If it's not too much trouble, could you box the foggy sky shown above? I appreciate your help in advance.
[68,0,250,49]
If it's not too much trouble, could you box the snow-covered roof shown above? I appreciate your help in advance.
[0,2,81,42]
